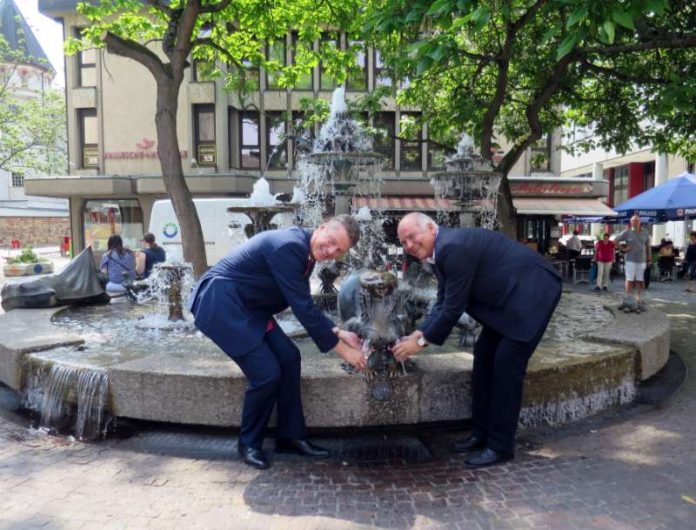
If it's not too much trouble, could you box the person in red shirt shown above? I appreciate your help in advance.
[593,233,616,291]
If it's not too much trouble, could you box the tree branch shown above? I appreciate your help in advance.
[581,59,669,85]
[498,51,579,174]
[146,0,171,15]
[580,35,696,55]
[102,31,167,80]
[192,37,243,69]
[200,0,233,14]
[170,3,199,74]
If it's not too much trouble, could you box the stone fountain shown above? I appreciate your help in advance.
[431,134,502,229]
[0,95,672,442]
[226,177,296,238]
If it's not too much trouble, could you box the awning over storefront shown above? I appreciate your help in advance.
[513,197,616,216]
[353,197,456,211]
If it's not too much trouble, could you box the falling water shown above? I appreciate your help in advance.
[23,361,110,440]
[431,134,501,229]
[295,87,385,268]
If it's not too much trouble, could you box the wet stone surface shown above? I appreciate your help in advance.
[0,293,693,528]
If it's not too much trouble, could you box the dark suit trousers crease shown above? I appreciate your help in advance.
[232,325,306,449]
[471,289,560,455]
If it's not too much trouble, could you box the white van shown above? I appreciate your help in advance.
[148,198,293,266]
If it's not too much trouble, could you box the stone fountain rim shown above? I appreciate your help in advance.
[0,293,670,429]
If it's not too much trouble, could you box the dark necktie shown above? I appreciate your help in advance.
[304,258,316,278]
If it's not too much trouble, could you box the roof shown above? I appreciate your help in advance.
[513,197,616,216]
[352,196,456,211]
[0,0,54,72]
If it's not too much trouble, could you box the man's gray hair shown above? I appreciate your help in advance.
[330,214,361,246]
[399,212,438,230]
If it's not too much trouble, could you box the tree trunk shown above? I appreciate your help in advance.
[496,175,517,239]
[155,78,207,277]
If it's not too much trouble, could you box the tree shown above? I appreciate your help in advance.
[69,0,361,277]
[0,37,67,176]
[363,0,696,232]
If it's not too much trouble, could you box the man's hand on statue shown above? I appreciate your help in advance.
[391,334,422,362]
[341,347,367,371]
[338,330,362,350]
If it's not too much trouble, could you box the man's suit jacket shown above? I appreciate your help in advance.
[187,226,338,358]
[419,227,562,345]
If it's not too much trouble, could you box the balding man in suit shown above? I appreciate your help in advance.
[393,213,562,468]
[188,214,366,469]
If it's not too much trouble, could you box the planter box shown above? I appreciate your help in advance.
[3,260,54,277]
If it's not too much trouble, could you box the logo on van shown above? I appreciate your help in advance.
[162,222,179,239]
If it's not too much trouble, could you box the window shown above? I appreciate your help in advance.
[613,166,628,206]
[531,135,551,171]
[194,104,216,166]
[266,38,287,90]
[399,113,422,171]
[240,111,261,169]
[291,32,312,91]
[688,161,694,174]
[292,111,315,155]
[346,38,367,91]
[75,28,96,87]
[192,59,216,82]
[78,108,98,168]
[83,199,143,255]
[428,141,447,170]
[319,33,339,91]
[11,172,24,187]
[643,161,655,191]
[373,112,395,169]
[266,112,288,170]
[374,49,392,87]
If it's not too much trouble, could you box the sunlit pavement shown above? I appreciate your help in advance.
[0,273,695,528]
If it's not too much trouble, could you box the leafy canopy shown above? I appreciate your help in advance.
[363,0,696,172]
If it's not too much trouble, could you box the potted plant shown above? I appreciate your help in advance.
[3,246,54,277]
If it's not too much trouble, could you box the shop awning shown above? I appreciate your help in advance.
[513,197,616,216]
[353,197,456,211]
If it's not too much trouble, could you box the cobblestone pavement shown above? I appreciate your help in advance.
[1,280,696,529]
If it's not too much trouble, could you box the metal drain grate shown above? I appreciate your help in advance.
[324,435,432,463]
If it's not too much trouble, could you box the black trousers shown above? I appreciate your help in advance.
[233,324,306,449]
[470,297,561,454]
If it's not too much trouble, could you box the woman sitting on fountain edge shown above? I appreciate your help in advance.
[187,214,366,470]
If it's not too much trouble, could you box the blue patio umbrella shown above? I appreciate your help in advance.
[614,172,696,221]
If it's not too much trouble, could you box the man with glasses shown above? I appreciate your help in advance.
[188,214,366,469]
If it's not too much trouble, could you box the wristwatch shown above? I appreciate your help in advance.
[417,333,428,347]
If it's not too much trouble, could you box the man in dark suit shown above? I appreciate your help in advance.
[392,213,562,468]
[188,214,367,469]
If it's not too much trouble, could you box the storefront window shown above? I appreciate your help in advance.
[83,199,144,258]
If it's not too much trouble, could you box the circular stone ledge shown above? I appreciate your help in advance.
[0,294,671,430]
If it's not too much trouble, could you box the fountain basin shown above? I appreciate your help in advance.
[0,293,669,430]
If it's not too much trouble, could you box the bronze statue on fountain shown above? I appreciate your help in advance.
[338,269,414,400]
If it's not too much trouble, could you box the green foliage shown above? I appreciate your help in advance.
[0,37,67,176]
[6,246,44,265]
[68,0,364,98]
[363,0,696,171]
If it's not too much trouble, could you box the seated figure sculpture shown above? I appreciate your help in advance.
[338,270,411,398]
[1,246,108,311]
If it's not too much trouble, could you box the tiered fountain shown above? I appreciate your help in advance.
[430,134,502,229]
[0,90,671,441]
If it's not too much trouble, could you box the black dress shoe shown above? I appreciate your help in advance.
[238,442,270,470]
[465,447,513,469]
[275,438,330,458]
[451,433,486,453]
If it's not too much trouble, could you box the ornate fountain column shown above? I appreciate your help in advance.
[430,135,502,229]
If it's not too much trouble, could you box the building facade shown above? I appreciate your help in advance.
[561,126,696,247]
[0,0,68,247]
[30,0,611,258]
